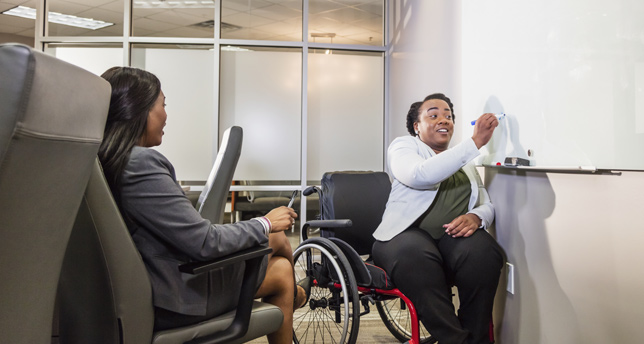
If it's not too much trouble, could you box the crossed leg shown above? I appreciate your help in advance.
[254,231,306,344]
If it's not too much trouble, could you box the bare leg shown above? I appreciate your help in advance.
[255,255,294,344]
[267,231,294,265]
[269,231,308,306]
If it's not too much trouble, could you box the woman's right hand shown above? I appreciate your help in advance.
[472,113,499,149]
[265,206,298,232]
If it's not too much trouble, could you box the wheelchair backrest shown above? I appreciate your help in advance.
[320,171,391,256]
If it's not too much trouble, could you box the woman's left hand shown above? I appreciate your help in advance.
[443,214,482,238]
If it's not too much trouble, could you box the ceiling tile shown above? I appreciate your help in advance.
[99,1,124,13]
[221,26,273,40]
[146,10,208,26]
[254,20,300,36]
[308,0,345,15]
[223,12,275,28]
[355,1,383,16]
[248,4,300,21]
[156,25,212,38]
[0,14,35,28]
[0,21,26,33]
[17,27,34,37]
[61,0,115,6]
[321,6,376,23]
[77,7,124,24]
[48,1,91,15]
[0,0,34,5]
[132,17,181,32]
[222,0,274,12]
[132,7,166,18]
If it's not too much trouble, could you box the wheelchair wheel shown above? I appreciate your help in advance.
[293,238,360,344]
[376,297,437,343]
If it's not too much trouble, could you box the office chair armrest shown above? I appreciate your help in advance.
[178,246,272,275]
[180,245,273,344]
[302,219,352,241]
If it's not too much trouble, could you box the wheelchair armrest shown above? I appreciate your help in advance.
[302,219,352,241]
[179,246,274,344]
[178,246,272,274]
[304,219,352,229]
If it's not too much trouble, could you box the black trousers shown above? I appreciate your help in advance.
[372,228,503,344]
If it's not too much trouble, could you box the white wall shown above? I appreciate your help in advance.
[132,48,216,182]
[219,48,302,181]
[487,169,644,343]
[389,1,644,343]
[307,51,384,180]
[388,0,462,146]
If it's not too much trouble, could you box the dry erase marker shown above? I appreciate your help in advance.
[287,190,298,208]
[471,113,506,125]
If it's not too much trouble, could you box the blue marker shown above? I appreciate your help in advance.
[471,113,506,125]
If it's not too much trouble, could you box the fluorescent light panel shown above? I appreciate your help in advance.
[134,0,215,8]
[1,6,113,30]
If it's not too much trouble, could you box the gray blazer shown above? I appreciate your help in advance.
[373,136,494,241]
[121,146,268,316]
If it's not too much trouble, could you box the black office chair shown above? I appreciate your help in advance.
[57,159,284,344]
[196,126,243,224]
[0,43,110,344]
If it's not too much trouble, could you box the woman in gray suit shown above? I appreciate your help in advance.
[98,66,305,344]
[372,93,504,344]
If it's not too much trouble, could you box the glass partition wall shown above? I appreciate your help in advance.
[15,0,386,226]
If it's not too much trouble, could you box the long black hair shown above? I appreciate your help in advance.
[405,93,455,136]
[98,66,161,202]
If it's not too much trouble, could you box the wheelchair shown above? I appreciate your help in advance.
[292,171,436,344]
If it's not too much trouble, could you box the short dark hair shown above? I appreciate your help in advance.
[405,93,456,136]
[98,66,161,202]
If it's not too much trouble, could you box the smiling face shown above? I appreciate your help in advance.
[139,90,167,147]
[414,98,454,153]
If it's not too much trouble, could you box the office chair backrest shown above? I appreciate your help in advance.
[58,159,155,344]
[321,171,391,255]
[196,126,243,224]
[0,44,110,344]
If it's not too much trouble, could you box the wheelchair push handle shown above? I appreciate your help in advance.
[303,186,320,196]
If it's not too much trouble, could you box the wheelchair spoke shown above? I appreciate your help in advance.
[293,240,359,344]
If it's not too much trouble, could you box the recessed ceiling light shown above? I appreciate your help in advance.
[133,0,215,8]
[1,6,113,30]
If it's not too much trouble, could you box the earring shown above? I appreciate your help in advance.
[415,130,419,135]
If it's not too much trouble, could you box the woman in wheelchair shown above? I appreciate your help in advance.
[98,66,307,344]
[372,93,504,344]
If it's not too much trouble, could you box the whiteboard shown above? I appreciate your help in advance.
[461,0,644,170]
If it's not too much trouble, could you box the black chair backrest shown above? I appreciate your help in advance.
[197,126,243,224]
[320,171,391,256]
[0,44,110,344]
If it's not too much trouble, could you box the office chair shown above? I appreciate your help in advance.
[57,159,283,344]
[196,126,243,224]
[0,43,110,344]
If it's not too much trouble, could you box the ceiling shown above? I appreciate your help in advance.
[0,0,383,45]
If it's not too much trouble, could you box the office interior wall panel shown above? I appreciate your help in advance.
[131,46,215,181]
[44,45,123,76]
[307,50,384,180]
[219,47,302,181]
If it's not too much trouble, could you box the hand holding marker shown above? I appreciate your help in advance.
[287,190,298,208]
[471,113,506,125]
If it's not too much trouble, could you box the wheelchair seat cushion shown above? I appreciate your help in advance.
[364,261,394,290]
